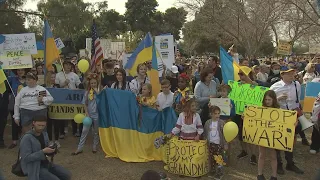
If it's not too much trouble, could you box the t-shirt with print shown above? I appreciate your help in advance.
[55,72,81,89]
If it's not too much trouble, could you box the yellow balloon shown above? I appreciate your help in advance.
[74,114,85,124]
[223,122,239,142]
[77,59,89,73]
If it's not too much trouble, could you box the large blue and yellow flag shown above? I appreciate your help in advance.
[125,33,153,76]
[44,20,60,71]
[150,41,161,97]
[97,89,177,162]
[0,65,7,94]
[220,46,251,84]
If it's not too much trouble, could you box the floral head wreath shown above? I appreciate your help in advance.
[86,73,99,80]
[179,73,190,82]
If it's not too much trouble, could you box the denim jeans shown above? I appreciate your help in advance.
[77,118,99,151]
[39,163,71,180]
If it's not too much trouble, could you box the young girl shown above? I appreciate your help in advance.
[137,83,156,109]
[257,90,278,180]
[72,73,101,155]
[171,98,203,141]
[111,68,130,90]
[217,84,236,121]
[173,73,193,115]
[130,63,150,95]
[204,106,227,179]
[43,71,63,148]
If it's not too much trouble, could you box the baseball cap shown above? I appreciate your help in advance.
[171,65,179,74]
[280,68,295,74]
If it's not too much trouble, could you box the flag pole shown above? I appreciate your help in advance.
[5,79,16,97]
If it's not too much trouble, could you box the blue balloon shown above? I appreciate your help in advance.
[83,117,92,126]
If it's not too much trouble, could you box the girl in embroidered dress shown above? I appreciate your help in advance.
[137,83,157,109]
[171,97,203,141]
[173,73,193,115]
[72,73,101,155]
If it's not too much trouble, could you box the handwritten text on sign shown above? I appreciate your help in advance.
[3,33,37,54]
[166,138,209,177]
[228,81,269,114]
[0,50,33,69]
[243,106,296,152]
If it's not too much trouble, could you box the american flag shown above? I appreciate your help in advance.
[91,20,103,71]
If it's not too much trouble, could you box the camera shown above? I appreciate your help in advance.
[46,143,58,156]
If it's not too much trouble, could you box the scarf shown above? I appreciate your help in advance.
[89,88,94,100]
[178,87,190,98]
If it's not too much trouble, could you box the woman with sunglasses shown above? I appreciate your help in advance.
[13,72,54,134]
[7,69,28,149]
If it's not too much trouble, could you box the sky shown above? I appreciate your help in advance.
[23,0,178,14]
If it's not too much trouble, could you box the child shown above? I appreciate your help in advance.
[310,92,320,154]
[173,73,193,115]
[217,84,236,121]
[157,79,174,110]
[204,106,227,180]
[43,71,63,148]
[72,73,101,155]
[171,98,203,140]
[257,90,278,180]
[137,83,156,109]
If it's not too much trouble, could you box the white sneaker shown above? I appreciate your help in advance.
[55,141,61,149]
[310,149,317,154]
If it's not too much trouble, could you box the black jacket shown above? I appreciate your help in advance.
[0,81,10,111]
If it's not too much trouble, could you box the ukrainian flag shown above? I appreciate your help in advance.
[44,20,59,71]
[0,65,7,94]
[125,33,153,76]
[150,41,161,96]
[97,89,177,162]
[220,46,251,84]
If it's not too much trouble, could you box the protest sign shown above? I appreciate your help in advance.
[155,35,175,70]
[243,106,297,152]
[2,33,37,54]
[277,40,291,55]
[228,81,269,114]
[54,38,65,49]
[306,82,320,97]
[0,50,33,69]
[47,88,85,120]
[302,82,320,112]
[210,98,231,115]
[165,138,209,177]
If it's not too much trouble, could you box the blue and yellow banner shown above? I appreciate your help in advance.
[47,88,85,120]
[97,89,177,162]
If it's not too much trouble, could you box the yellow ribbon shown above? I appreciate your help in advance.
[89,88,94,100]
[178,87,190,98]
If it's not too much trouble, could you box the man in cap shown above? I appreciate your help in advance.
[270,68,304,175]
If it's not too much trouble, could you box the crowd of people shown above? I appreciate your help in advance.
[0,53,319,180]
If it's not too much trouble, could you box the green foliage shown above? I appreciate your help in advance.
[0,0,26,34]
[96,9,127,39]
[125,0,158,33]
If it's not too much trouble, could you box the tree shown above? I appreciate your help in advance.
[179,0,282,56]
[125,0,158,33]
[37,0,93,42]
[162,7,187,39]
[96,9,127,39]
[0,0,26,34]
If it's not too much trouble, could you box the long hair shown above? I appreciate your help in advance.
[86,73,100,91]
[114,68,127,90]
[262,90,280,108]
[45,71,55,87]
[182,98,196,115]
[142,83,152,97]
